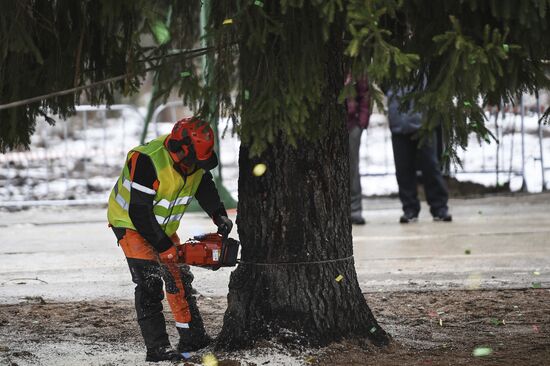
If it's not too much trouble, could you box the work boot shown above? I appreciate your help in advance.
[351,214,366,225]
[433,209,452,222]
[399,211,418,224]
[177,327,212,353]
[145,345,183,362]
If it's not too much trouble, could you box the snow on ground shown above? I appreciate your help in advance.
[1,101,549,205]
[362,111,550,195]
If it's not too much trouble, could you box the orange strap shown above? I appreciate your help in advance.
[128,151,160,189]
[128,152,140,180]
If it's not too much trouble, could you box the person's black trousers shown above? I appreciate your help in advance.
[112,228,206,351]
[125,258,205,351]
[126,258,170,350]
[349,125,365,219]
[391,132,449,216]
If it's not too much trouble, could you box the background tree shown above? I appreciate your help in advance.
[0,0,201,151]
[1,0,549,350]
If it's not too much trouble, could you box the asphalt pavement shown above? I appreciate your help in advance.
[354,193,549,291]
[0,193,548,304]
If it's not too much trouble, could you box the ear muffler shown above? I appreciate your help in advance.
[183,141,196,162]
[168,138,185,153]
[168,137,195,161]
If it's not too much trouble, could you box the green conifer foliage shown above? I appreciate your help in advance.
[0,0,200,151]
[206,0,550,161]
[1,0,549,158]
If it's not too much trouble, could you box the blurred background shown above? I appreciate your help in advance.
[0,87,548,208]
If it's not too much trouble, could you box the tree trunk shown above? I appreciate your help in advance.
[216,7,390,351]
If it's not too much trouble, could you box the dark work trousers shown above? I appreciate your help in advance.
[391,132,449,216]
[349,125,365,219]
[125,258,204,350]
[113,228,205,351]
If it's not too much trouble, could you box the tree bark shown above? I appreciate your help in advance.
[216,6,390,351]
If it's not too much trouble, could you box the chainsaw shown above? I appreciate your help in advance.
[175,233,240,270]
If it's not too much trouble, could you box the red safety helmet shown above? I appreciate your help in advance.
[167,117,218,171]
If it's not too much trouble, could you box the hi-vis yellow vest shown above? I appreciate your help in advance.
[107,134,204,236]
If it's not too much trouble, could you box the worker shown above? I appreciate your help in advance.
[107,117,233,362]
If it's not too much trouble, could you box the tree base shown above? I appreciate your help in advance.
[215,260,391,351]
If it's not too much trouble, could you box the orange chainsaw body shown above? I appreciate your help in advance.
[176,233,239,270]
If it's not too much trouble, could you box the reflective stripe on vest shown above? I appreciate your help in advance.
[107,135,204,236]
[112,178,131,211]
[112,178,194,215]
[155,196,193,209]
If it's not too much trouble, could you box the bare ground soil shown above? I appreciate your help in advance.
[0,289,548,366]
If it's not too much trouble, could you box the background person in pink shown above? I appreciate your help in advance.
[346,75,371,225]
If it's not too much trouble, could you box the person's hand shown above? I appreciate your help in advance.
[159,245,179,264]
[214,215,233,237]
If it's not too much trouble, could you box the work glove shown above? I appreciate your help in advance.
[158,245,179,264]
[214,215,233,237]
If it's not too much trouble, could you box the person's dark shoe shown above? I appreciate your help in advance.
[145,345,184,362]
[177,328,212,353]
[351,215,366,225]
[433,210,452,222]
[399,211,418,224]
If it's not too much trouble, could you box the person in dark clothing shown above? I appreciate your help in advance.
[107,118,233,362]
[346,75,371,225]
[387,89,452,223]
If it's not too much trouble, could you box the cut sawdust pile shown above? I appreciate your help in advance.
[0,289,549,365]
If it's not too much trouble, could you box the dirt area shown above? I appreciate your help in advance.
[445,177,511,198]
[368,177,512,200]
[0,289,548,366]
